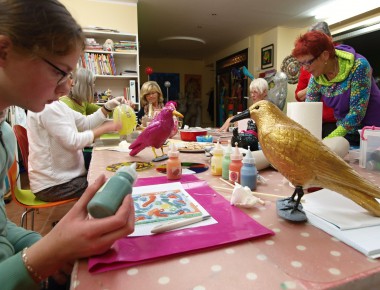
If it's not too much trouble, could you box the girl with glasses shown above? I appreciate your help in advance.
[0,1,134,289]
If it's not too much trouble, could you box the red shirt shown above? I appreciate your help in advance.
[295,67,336,123]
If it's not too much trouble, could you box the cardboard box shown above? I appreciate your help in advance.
[359,127,380,170]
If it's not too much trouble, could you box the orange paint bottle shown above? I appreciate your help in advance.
[229,142,243,184]
[167,143,182,180]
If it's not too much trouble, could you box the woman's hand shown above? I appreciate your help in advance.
[218,117,232,132]
[92,120,122,139]
[104,96,126,111]
[296,88,307,101]
[125,99,136,109]
[24,175,135,281]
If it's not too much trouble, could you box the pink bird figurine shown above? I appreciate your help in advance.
[129,103,183,160]
[166,101,180,138]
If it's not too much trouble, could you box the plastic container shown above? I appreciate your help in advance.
[222,140,232,180]
[196,135,213,142]
[180,129,207,141]
[211,141,223,176]
[167,143,182,180]
[87,163,137,218]
[229,142,243,184]
[359,126,380,170]
[240,146,257,190]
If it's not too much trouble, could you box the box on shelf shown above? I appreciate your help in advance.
[359,126,380,170]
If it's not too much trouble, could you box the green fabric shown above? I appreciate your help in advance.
[0,252,39,290]
[325,125,347,139]
[60,96,100,115]
[6,220,41,253]
[314,49,355,86]
[0,121,41,289]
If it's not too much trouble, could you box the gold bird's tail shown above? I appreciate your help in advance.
[314,154,380,216]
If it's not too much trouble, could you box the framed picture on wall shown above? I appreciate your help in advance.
[261,44,274,69]
[150,72,180,102]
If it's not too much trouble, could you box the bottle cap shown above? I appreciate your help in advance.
[213,140,224,155]
[168,143,180,158]
[224,140,232,157]
[117,163,137,185]
[230,142,242,161]
[242,146,255,164]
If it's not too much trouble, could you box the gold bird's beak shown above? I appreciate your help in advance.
[173,110,184,118]
[230,109,251,123]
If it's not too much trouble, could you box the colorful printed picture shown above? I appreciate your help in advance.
[261,44,274,69]
[134,189,202,225]
[106,161,154,172]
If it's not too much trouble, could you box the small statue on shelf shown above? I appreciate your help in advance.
[97,89,113,102]
[103,39,114,51]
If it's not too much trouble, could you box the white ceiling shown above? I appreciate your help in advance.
[136,0,335,60]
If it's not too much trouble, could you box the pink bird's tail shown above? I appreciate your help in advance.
[129,141,145,156]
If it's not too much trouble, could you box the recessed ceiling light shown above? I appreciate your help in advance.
[158,36,206,45]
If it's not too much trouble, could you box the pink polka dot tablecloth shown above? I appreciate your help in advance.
[71,146,380,290]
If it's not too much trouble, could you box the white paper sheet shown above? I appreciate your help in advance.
[130,182,216,237]
[303,189,380,230]
[303,189,380,258]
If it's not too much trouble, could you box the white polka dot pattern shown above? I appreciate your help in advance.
[72,148,380,290]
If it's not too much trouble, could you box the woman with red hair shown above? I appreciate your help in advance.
[292,31,380,146]
[294,22,336,138]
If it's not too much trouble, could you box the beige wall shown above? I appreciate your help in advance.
[60,0,138,34]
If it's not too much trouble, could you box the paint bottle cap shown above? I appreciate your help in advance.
[213,140,224,155]
[117,163,137,185]
[224,140,232,157]
[242,146,255,165]
[168,143,180,158]
[230,142,242,161]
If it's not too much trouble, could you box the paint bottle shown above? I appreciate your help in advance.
[222,140,232,180]
[240,146,257,190]
[229,142,243,184]
[87,163,137,218]
[167,143,182,180]
[211,141,223,176]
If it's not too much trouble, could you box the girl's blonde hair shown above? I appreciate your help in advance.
[140,81,164,107]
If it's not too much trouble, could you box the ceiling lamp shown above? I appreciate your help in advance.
[158,36,206,51]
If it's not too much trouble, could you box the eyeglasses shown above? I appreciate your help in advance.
[40,57,73,86]
[298,54,320,67]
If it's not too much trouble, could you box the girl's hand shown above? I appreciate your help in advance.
[25,175,135,280]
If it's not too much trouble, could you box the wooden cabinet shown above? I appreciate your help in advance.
[80,29,140,108]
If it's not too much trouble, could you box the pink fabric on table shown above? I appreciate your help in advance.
[88,175,274,273]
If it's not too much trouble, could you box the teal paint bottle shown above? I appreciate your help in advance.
[87,163,137,218]
[240,146,257,190]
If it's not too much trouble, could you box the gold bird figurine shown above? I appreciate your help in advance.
[230,100,380,222]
